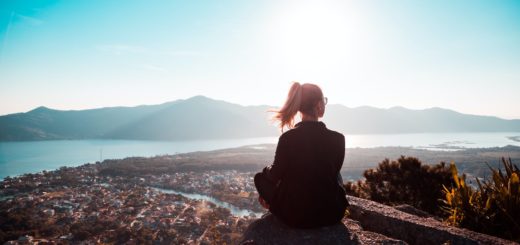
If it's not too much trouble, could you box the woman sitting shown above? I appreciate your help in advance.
[254,82,348,229]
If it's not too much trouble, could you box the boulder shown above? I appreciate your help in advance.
[240,196,516,244]
[394,204,435,219]
[240,213,406,244]
[347,195,516,245]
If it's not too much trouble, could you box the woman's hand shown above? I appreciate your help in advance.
[258,196,270,209]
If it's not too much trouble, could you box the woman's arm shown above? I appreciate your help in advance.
[262,134,289,184]
[336,134,345,173]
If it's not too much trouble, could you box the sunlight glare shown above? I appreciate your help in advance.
[269,1,365,74]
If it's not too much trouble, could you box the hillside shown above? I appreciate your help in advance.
[1,96,519,141]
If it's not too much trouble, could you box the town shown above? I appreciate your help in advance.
[146,171,264,214]
[0,163,263,244]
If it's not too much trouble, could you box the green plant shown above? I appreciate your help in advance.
[344,156,453,216]
[442,158,520,241]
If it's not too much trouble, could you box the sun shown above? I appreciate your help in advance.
[268,1,366,73]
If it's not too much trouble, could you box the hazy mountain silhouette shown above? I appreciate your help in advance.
[106,96,276,140]
[1,96,519,141]
[324,105,520,134]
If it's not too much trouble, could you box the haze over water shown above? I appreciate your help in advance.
[1,132,519,180]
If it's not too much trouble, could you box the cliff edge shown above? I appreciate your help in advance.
[240,213,405,245]
[240,195,516,245]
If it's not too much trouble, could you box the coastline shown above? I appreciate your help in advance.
[2,144,520,180]
[2,144,520,243]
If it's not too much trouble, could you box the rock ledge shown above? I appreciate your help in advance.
[347,195,515,245]
[240,213,405,245]
[240,196,516,244]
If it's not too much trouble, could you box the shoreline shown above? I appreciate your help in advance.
[2,144,520,181]
[2,131,519,179]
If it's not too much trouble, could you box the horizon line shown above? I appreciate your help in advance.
[1,95,518,121]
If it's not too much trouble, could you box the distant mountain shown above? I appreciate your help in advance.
[0,96,277,141]
[1,96,519,141]
[324,105,520,134]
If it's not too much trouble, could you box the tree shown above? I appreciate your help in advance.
[344,156,453,215]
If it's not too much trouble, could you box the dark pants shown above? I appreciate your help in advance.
[254,172,276,205]
[255,172,346,206]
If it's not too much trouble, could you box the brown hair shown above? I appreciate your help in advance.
[272,82,324,130]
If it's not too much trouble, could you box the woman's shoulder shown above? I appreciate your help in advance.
[326,126,343,136]
[320,122,344,139]
[278,128,297,141]
[281,122,344,140]
[326,128,345,142]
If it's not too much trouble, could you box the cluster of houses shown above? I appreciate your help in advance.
[0,165,255,244]
[145,170,264,213]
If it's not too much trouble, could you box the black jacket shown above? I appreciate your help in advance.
[262,120,348,228]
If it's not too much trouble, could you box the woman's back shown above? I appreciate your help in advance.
[268,120,347,228]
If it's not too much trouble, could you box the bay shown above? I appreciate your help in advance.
[0,137,277,180]
[1,132,519,180]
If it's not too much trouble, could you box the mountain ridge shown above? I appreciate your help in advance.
[1,95,519,141]
[5,96,517,121]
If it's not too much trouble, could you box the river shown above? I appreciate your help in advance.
[151,187,264,218]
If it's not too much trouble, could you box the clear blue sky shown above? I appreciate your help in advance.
[1,0,519,118]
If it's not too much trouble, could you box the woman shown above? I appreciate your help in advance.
[254,82,348,229]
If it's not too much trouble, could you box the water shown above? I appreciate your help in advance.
[0,137,277,179]
[345,132,520,150]
[1,132,519,179]
[152,187,264,218]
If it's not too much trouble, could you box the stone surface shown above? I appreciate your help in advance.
[347,195,516,245]
[394,204,435,219]
[343,218,407,245]
[240,196,517,244]
[239,213,406,245]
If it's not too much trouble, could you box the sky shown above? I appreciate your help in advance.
[0,0,519,119]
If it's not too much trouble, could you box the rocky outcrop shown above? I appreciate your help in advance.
[240,213,406,244]
[393,204,435,219]
[240,196,516,245]
[347,195,516,245]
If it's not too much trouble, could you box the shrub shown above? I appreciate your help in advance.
[442,158,520,241]
[344,156,453,215]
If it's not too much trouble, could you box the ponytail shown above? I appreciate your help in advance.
[272,82,303,131]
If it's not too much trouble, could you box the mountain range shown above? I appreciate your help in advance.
[1,95,519,141]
